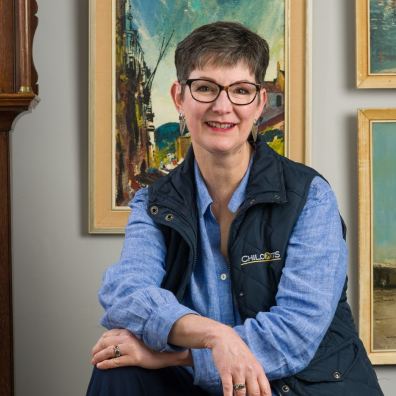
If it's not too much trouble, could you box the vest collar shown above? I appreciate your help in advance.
[149,136,287,214]
[244,136,288,206]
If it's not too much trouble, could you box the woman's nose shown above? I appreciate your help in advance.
[211,89,233,113]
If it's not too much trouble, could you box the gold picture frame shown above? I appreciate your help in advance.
[356,0,396,88]
[358,108,396,364]
[89,0,312,233]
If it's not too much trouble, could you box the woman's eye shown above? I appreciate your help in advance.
[233,87,249,95]
[197,86,209,91]
[195,85,214,92]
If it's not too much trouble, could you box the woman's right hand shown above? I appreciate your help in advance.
[169,314,271,396]
[207,325,271,396]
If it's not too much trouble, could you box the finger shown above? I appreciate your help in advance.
[96,355,133,370]
[91,337,107,356]
[221,373,234,396]
[232,377,247,396]
[257,373,271,396]
[91,344,120,365]
[245,374,259,396]
[102,328,130,338]
[91,334,128,356]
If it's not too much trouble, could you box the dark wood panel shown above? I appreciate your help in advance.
[0,133,13,396]
[30,0,38,94]
[0,1,39,394]
[0,0,15,93]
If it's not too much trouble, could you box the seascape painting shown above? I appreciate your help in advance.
[370,0,396,74]
[372,121,396,350]
[114,0,286,207]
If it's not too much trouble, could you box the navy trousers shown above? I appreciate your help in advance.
[86,366,211,396]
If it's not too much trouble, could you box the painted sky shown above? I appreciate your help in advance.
[128,0,285,125]
[370,0,396,74]
[373,122,396,262]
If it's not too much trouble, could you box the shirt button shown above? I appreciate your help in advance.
[220,273,227,281]
[281,384,290,393]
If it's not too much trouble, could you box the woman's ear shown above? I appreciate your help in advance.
[170,81,183,112]
[255,88,267,119]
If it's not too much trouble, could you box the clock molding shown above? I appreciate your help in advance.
[0,1,39,395]
[0,0,39,129]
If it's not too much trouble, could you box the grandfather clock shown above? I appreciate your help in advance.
[0,1,39,395]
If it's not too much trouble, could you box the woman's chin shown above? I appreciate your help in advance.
[193,138,249,157]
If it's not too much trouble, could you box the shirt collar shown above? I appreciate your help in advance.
[194,158,253,217]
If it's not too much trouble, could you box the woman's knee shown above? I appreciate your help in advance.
[86,366,147,396]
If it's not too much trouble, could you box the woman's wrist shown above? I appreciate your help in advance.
[203,322,233,349]
[169,314,227,350]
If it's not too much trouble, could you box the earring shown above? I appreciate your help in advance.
[179,112,186,136]
[251,119,259,142]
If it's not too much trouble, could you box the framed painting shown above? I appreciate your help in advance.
[358,108,396,364]
[89,0,312,233]
[356,0,396,88]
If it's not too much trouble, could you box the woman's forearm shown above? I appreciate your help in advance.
[168,313,230,349]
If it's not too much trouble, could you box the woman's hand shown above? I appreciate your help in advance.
[91,329,191,370]
[208,325,271,396]
[169,315,271,396]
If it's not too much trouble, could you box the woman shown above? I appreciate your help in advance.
[87,22,383,396]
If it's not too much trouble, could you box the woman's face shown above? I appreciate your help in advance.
[171,62,267,157]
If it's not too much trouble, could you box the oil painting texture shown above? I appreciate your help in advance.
[115,0,285,206]
[372,121,396,350]
[370,0,396,74]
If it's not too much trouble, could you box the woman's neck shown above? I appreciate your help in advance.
[194,142,253,206]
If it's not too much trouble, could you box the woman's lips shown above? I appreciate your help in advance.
[205,121,236,131]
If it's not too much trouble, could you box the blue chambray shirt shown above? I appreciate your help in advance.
[99,160,347,395]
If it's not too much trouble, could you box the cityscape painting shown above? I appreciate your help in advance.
[114,0,286,207]
[89,0,309,233]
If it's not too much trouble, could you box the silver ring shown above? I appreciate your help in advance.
[113,344,122,358]
[233,383,246,391]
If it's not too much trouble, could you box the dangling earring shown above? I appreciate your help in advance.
[179,112,186,136]
[251,119,259,142]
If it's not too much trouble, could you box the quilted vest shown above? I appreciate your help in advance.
[147,137,383,395]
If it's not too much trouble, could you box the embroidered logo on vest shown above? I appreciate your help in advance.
[240,251,281,266]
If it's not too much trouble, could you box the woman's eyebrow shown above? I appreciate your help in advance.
[193,77,256,84]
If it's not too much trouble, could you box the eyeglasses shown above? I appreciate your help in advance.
[180,78,261,105]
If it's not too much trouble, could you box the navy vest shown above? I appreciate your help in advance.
[148,138,383,395]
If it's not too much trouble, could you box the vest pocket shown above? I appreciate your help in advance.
[272,338,383,396]
[294,338,359,383]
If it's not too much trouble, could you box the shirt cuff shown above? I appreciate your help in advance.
[143,303,198,352]
[191,348,222,393]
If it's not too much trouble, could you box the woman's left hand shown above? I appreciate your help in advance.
[91,328,190,370]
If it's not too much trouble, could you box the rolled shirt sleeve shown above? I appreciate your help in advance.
[191,177,348,388]
[99,188,198,352]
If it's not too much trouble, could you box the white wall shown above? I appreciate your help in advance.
[311,1,396,394]
[10,0,395,394]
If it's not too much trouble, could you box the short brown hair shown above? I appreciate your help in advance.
[175,21,270,85]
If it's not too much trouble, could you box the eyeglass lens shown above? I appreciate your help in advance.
[189,80,258,105]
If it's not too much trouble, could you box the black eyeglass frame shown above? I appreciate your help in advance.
[180,78,262,106]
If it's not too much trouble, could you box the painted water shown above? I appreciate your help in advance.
[372,121,396,350]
